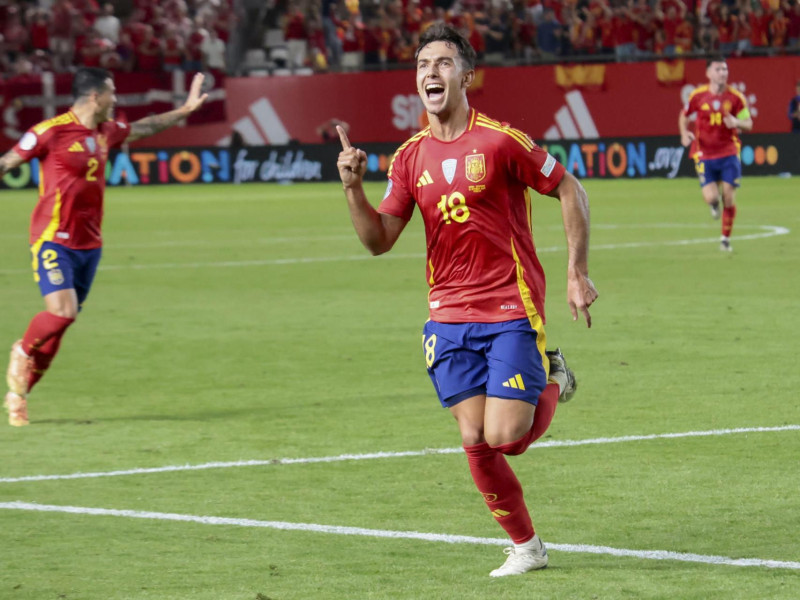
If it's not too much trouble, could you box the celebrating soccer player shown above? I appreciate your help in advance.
[679,56,753,252]
[336,24,597,577]
[1,67,208,427]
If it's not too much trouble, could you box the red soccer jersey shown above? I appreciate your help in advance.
[379,109,566,325]
[14,111,130,250]
[682,85,749,160]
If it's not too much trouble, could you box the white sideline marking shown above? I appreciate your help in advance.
[1,425,797,484]
[0,225,789,276]
[1,501,798,571]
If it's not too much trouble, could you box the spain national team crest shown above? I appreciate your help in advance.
[86,136,96,154]
[712,100,721,111]
[465,154,486,183]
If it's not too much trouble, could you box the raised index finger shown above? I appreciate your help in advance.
[337,125,351,150]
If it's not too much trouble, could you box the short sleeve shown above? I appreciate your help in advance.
[102,118,131,148]
[13,125,52,162]
[508,138,566,196]
[683,93,698,117]
[378,151,415,222]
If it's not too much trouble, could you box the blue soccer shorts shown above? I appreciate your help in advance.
[32,241,103,308]
[422,318,549,408]
[695,155,741,188]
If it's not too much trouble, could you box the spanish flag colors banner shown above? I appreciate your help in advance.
[656,60,686,86]
[554,64,606,89]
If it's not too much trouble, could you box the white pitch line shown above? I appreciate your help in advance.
[1,424,797,484]
[1,501,798,571]
[0,225,789,276]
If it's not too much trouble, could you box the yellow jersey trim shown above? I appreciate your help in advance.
[475,115,534,152]
[30,187,63,282]
[510,238,549,376]
[387,128,430,178]
[33,111,79,136]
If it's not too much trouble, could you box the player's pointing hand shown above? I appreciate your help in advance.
[337,125,367,189]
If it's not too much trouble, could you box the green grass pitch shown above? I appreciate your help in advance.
[0,177,798,599]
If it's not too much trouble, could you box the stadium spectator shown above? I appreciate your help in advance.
[284,2,309,70]
[163,25,187,72]
[113,30,136,72]
[656,1,687,56]
[134,23,162,72]
[536,7,562,59]
[513,11,538,61]
[770,7,790,50]
[362,16,385,66]
[788,2,800,49]
[94,2,121,45]
[29,9,52,55]
[321,0,343,67]
[340,12,365,71]
[201,27,227,70]
[2,6,29,63]
[184,21,207,72]
[610,3,636,60]
[483,7,511,64]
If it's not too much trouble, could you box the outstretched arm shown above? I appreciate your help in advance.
[337,126,406,255]
[127,73,209,142]
[547,172,598,327]
[0,149,25,178]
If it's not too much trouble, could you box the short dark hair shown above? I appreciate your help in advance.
[706,55,727,67]
[71,67,112,100]
[415,23,477,71]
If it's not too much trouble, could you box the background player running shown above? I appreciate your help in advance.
[1,67,208,426]
[679,55,753,251]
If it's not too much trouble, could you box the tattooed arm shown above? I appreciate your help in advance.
[0,149,25,179]
[127,73,209,143]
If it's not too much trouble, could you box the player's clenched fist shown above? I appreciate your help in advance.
[336,125,367,188]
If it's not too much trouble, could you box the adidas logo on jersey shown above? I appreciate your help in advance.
[68,141,85,152]
[416,170,434,187]
[502,374,526,390]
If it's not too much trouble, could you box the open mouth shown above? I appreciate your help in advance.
[425,83,445,101]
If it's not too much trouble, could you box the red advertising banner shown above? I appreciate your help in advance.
[0,70,227,151]
[1,57,797,152]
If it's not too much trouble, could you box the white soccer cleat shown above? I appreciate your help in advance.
[4,391,29,427]
[720,236,732,252]
[6,340,32,397]
[489,535,548,577]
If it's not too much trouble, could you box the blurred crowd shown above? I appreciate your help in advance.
[1,0,799,78]
[258,0,800,72]
[0,0,234,78]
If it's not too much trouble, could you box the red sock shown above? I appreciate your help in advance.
[21,312,75,355]
[493,383,560,456]
[464,442,534,544]
[28,334,65,391]
[20,312,74,390]
[722,205,737,237]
